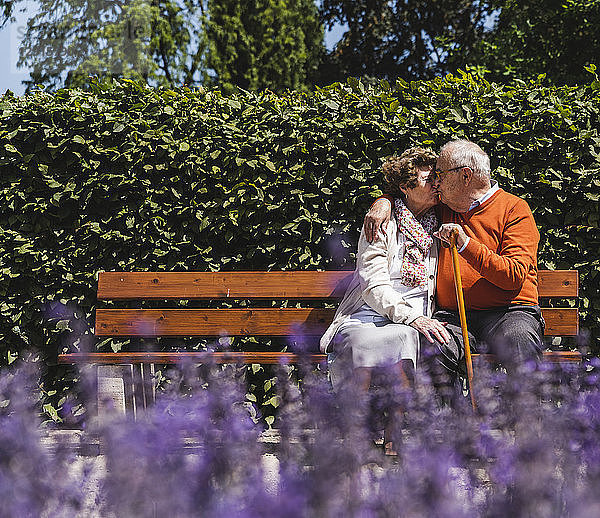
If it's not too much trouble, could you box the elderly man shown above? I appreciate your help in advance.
[365,139,543,378]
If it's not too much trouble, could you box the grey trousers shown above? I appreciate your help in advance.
[425,305,544,377]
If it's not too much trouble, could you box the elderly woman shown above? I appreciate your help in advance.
[320,147,450,452]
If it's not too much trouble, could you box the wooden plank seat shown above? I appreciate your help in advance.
[61,350,582,364]
[58,270,581,366]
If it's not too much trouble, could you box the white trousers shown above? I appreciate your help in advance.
[328,320,419,390]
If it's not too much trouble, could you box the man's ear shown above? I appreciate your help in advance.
[462,167,473,185]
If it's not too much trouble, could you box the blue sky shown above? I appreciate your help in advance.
[0,2,33,96]
[0,5,346,96]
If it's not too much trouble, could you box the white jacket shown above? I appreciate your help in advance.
[320,216,439,353]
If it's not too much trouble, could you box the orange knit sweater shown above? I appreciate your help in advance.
[435,189,540,311]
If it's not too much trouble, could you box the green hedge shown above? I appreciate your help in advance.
[1,74,599,420]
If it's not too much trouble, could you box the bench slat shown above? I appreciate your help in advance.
[58,352,326,364]
[57,350,581,365]
[95,308,333,336]
[98,271,353,300]
[542,308,578,335]
[96,307,578,337]
[537,270,578,297]
[97,270,577,300]
[473,351,583,364]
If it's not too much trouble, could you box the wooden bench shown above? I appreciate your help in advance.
[58,270,581,414]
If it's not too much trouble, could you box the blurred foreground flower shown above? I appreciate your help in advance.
[1,359,600,516]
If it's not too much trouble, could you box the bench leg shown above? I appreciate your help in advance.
[97,365,156,419]
[131,364,156,412]
[143,363,156,406]
[261,453,280,495]
[97,365,132,417]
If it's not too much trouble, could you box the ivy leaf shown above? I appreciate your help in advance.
[265,161,276,172]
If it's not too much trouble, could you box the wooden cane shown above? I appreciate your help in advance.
[449,229,477,411]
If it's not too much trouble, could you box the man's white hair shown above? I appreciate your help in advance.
[440,139,490,181]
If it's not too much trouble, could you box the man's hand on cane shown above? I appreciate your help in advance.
[433,223,468,249]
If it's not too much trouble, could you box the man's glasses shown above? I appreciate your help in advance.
[432,165,467,182]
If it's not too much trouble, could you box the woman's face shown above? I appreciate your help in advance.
[401,165,438,210]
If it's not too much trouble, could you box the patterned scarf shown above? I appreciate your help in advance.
[394,198,438,288]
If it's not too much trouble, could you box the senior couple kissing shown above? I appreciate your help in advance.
[320,139,542,454]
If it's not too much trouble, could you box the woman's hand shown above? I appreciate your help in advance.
[363,198,392,243]
[410,316,451,344]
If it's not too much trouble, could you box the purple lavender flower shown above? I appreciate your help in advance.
[3,336,600,517]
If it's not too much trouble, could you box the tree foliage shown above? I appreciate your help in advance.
[471,0,600,84]
[320,0,600,85]
[3,0,323,93]
[4,0,600,89]
[319,0,492,81]
[206,0,324,93]
[12,0,207,91]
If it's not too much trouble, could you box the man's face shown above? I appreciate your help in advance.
[433,152,464,209]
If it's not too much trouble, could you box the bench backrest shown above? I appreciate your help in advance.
[95,270,579,338]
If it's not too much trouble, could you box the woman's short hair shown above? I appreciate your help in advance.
[382,147,437,197]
